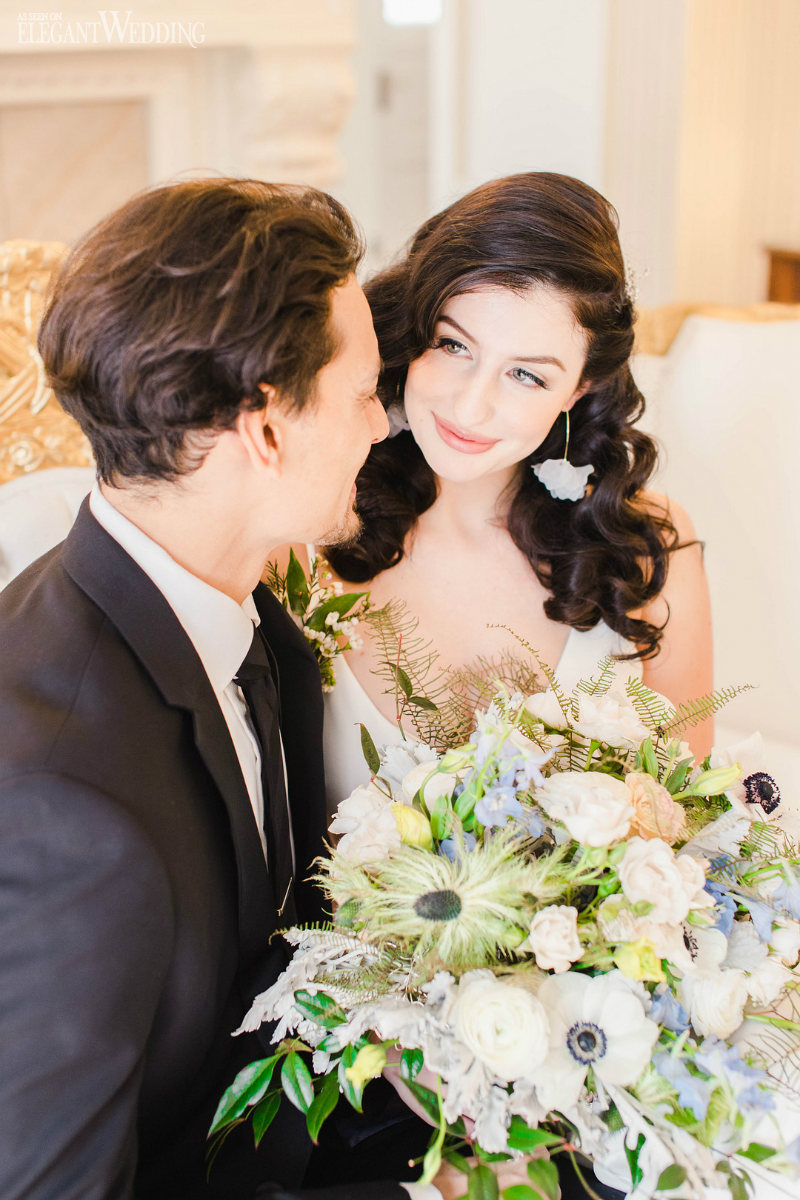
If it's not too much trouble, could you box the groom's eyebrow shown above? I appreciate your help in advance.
[439,315,566,372]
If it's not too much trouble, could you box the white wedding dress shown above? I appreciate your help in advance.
[323,619,643,815]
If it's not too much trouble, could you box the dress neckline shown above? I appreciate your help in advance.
[334,626,579,742]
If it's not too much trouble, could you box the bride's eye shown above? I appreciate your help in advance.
[432,336,468,356]
[509,366,548,389]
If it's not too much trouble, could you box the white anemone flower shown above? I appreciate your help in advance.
[536,970,659,1112]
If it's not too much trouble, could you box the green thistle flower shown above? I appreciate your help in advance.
[354,835,532,970]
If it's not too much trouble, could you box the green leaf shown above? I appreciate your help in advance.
[454,784,478,822]
[392,665,414,698]
[316,1031,342,1053]
[286,549,310,615]
[306,593,365,631]
[409,694,439,711]
[306,1070,340,1143]
[506,1117,563,1153]
[665,759,692,794]
[636,737,659,777]
[209,1055,281,1133]
[727,1174,748,1200]
[402,1078,440,1123]
[281,1052,315,1114]
[739,1143,777,1164]
[252,1092,281,1147]
[338,1045,364,1112]
[359,724,381,776]
[502,1188,538,1200]
[400,1047,424,1082]
[429,793,453,842]
[422,1142,443,1183]
[624,1133,646,1188]
[656,1164,687,1192]
[293,989,346,1029]
[468,1164,500,1200]
[526,1158,559,1200]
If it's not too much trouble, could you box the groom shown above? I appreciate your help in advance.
[0,179,441,1199]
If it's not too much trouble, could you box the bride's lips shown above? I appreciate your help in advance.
[433,414,499,454]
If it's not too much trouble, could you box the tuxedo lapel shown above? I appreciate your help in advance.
[62,501,277,963]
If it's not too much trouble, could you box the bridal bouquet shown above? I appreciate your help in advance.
[212,665,800,1199]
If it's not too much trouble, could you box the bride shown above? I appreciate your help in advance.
[285,172,713,813]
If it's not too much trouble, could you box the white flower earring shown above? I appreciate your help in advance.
[386,403,410,437]
[532,411,594,502]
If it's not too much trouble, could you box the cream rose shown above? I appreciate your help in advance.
[574,690,651,749]
[626,773,687,844]
[528,905,583,973]
[537,771,633,846]
[523,689,569,730]
[401,761,460,806]
[679,968,748,1038]
[619,838,709,925]
[329,783,401,864]
[451,969,550,1082]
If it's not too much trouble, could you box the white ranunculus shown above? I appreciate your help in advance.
[400,760,460,806]
[532,457,593,502]
[537,771,633,847]
[451,969,550,1082]
[329,781,391,835]
[722,922,769,972]
[528,905,583,973]
[573,689,651,749]
[329,783,401,863]
[379,741,438,797]
[744,956,792,1005]
[680,968,748,1038]
[618,838,709,925]
[770,919,800,966]
[536,970,659,1112]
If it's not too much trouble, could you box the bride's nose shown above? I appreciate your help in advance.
[451,372,493,428]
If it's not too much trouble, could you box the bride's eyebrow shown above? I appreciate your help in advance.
[437,315,566,372]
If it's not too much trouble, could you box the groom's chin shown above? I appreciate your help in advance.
[318,504,363,550]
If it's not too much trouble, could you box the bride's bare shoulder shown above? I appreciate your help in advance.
[636,488,697,542]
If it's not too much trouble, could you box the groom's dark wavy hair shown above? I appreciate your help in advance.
[38,177,363,483]
[325,172,679,660]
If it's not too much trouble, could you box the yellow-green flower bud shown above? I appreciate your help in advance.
[344,1044,387,1088]
[392,803,434,851]
[688,762,742,797]
[613,938,666,983]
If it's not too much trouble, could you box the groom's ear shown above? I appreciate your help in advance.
[234,383,286,472]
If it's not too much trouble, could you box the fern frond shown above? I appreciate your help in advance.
[624,677,675,729]
[575,658,617,698]
[657,684,754,737]
[487,623,575,719]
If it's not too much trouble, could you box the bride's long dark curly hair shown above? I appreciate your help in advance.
[326,172,678,660]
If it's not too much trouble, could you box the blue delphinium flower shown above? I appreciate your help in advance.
[475,785,522,828]
[736,895,777,941]
[650,985,690,1034]
[694,1037,775,1116]
[772,870,800,920]
[704,880,737,937]
[527,811,546,839]
[653,1052,714,1120]
[439,832,477,862]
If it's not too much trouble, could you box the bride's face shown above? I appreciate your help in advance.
[404,285,589,488]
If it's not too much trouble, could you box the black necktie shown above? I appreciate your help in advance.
[234,627,296,924]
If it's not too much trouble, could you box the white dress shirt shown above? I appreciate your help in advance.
[89,484,268,854]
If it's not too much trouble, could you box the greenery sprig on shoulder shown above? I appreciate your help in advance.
[264,550,371,691]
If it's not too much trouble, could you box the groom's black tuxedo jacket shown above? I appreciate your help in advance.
[0,502,407,1200]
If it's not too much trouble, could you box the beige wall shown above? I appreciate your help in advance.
[607,0,800,306]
